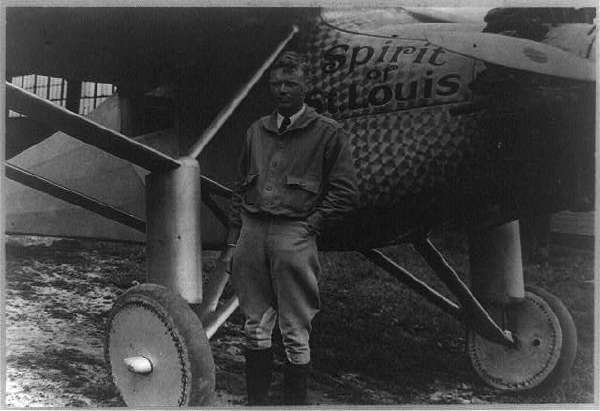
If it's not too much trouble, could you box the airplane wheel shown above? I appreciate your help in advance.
[105,283,215,406]
[467,286,577,392]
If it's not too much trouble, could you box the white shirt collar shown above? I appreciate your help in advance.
[277,104,306,129]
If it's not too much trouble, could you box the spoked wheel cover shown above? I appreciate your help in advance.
[468,289,563,391]
[105,284,215,406]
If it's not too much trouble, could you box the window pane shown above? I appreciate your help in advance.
[22,75,35,90]
[10,76,114,114]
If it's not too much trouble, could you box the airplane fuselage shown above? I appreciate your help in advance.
[290,16,595,250]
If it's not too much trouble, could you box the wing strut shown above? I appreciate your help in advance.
[5,82,180,172]
[5,162,146,232]
[187,25,299,158]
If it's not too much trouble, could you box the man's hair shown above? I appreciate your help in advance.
[272,51,309,78]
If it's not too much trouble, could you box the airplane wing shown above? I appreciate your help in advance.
[401,7,492,23]
[320,7,486,38]
[6,7,317,89]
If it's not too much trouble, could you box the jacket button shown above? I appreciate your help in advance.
[265,185,272,191]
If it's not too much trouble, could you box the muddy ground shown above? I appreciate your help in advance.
[4,230,595,407]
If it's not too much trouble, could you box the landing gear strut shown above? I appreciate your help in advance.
[103,25,300,406]
[467,221,576,391]
[6,25,302,407]
[363,220,577,392]
[105,159,217,406]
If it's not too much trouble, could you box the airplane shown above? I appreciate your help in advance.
[4,5,596,406]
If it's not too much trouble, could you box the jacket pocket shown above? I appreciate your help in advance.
[242,173,259,205]
[284,175,320,213]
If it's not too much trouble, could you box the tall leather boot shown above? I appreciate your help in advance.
[245,348,273,405]
[283,361,310,405]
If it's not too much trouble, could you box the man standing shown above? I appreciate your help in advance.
[225,52,359,405]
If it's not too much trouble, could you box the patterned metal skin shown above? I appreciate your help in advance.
[291,10,595,250]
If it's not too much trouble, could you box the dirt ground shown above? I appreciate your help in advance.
[4,231,595,407]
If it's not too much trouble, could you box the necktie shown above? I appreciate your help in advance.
[279,116,291,134]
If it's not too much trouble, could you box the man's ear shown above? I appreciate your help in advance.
[302,72,312,92]
[300,74,310,93]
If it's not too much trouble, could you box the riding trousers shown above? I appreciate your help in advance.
[231,212,321,365]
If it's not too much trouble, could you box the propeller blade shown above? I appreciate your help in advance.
[426,31,595,81]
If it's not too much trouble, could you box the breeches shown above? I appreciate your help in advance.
[231,213,321,365]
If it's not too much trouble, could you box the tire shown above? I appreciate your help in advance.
[104,283,215,406]
[524,285,577,390]
[467,285,577,392]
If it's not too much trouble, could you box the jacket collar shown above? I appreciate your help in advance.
[261,105,319,133]
[277,104,305,128]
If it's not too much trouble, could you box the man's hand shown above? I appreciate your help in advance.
[218,244,236,274]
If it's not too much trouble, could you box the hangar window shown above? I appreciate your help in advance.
[80,81,118,115]
[9,76,116,117]
[9,75,67,117]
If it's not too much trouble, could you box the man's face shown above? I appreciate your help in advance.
[269,67,307,116]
